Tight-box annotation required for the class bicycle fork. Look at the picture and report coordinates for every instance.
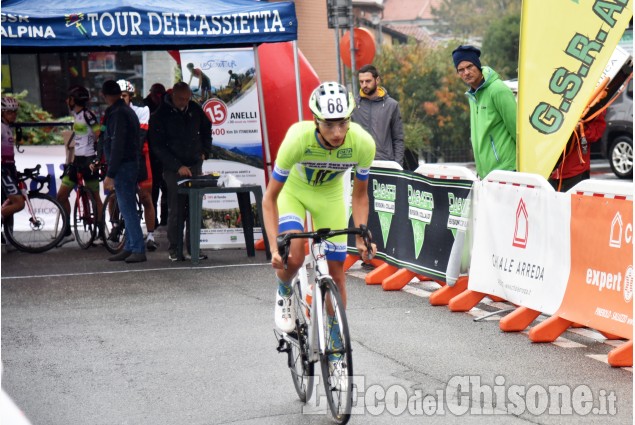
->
[19,184,40,228]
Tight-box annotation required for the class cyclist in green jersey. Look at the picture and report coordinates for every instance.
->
[263,82,377,371]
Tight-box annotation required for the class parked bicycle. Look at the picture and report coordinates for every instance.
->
[275,225,373,425]
[2,164,68,253]
[69,168,100,249]
[100,189,143,254]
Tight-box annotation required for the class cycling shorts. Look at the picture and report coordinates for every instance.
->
[1,164,19,196]
[61,155,99,192]
[277,177,348,262]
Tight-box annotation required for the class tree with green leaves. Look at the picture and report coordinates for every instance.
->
[432,0,521,40]
[481,12,521,80]
[372,42,472,163]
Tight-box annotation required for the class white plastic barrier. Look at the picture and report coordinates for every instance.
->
[468,171,571,315]
[568,179,633,199]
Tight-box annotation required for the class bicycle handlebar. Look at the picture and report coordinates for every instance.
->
[16,164,52,194]
[276,225,374,270]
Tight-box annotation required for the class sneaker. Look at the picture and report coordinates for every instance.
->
[146,239,158,251]
[57,233,75,247]
[125,252,147,263]
[168,250,180,262]
[328,357,348,391]
[275,291,296,333]
[185,252,208,261]
[109,250,132,261]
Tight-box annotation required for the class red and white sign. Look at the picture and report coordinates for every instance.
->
[203,98,228,126]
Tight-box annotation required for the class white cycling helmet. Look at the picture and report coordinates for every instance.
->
[309,82,355,120]
[1,97,19,111]
[116,79,135,94]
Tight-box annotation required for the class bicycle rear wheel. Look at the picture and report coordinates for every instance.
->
[288,276,314,402]
[3,193,68,253]
[319,278,353,424]
[101,191,126,254]
[73,187,97,249]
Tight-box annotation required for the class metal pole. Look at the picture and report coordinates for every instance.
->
[292,40,303,122]
[335,19,342,84]
[348,0,357,95]
[253,45,273,180]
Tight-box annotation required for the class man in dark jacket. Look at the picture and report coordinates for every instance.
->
[101,79,146,263]
[148,82,212,261]
[352,64,404,166]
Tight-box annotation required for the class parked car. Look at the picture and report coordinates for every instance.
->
[600,79,633,179]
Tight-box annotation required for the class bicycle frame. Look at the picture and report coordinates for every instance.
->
[305,240,334,364]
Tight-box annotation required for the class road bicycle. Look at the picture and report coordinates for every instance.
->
[70,168,99,249]
[100,189,143,254]
[275,225,373,425]
[2,165,68,253]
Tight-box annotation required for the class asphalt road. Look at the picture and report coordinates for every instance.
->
[1,219,632,425]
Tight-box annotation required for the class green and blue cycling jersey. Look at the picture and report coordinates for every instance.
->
[272,121,375,261]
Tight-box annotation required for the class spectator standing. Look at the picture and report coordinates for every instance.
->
[57,85,103,246]
[549,111,607,192]
[143,83,169,227]
[118,80,158,251]
[143,83,166,113]
[452,45,517,178]
[148,82,212,261]
[101,80,146,263]
[351,64,404,166]
[1,97,25,219]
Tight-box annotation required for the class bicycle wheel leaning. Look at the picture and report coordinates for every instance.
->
[73,186,97,249]
[319,277,354,425]
[288,274,315,403]
[3,193,68,253]
[101,191,126,254]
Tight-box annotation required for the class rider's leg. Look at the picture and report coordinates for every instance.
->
[1,194,25,219]
[276,234,305,294]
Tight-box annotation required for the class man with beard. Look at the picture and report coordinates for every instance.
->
[352,64,404,167]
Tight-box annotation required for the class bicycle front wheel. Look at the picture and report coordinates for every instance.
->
[288,277,314,402]
[4,193,68,253]
[319,278,353,424]
[73,187,97,249]
[101,191,126,254]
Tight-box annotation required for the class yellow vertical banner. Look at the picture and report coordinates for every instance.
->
[517,0,633,178]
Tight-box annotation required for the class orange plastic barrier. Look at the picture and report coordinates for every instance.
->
[529,194,632,367]
[382,269,429,291]
[499,306,541,332]
[365,262,398,285]
[429,276,469,306]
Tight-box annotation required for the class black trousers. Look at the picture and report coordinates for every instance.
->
[163,162,202,252]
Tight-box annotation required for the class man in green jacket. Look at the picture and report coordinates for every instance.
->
[452,45,517,178]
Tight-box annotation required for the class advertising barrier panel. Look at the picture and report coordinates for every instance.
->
[468,178,571,315]
[348,167,473,282]
[555,195,633,338]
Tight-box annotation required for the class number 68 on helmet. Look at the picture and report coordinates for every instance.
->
[309,82,355,120]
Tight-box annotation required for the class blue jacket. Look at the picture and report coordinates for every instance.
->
[103,99,141,179]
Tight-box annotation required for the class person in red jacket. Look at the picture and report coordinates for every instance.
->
[549,110,607,192]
